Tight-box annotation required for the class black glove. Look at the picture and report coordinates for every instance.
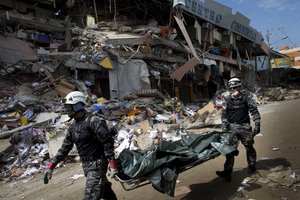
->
[253,122,261,135]
[44,162,56,184]
[44,169,53,184]
[221,123,228,132]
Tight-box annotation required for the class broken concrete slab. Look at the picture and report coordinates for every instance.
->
[64,59,100,70]
[100,31,144,46]
[0,35,37,64]
[0,112,60,139]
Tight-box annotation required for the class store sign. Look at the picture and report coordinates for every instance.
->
[231,21,257,41]
[271,57,292,68]
[173,0,263,44]
[173,0,223,24]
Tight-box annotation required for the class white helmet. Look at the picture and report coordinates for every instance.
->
[228,78,242,88]
[64,91,87,105]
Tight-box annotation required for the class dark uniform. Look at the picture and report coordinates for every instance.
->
[221,90,261,174]
[51,110,117,200]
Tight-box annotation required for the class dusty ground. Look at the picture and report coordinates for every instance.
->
[1,99,300,200]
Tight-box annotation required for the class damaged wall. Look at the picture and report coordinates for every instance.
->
[0,35,37,64]
[109,58,151,99]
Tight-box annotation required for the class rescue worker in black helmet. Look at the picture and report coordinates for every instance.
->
[44,91,118,200]
[216,78,261,181]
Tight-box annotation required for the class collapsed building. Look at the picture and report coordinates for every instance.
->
[0,0,271,103]
[1,0,300,193]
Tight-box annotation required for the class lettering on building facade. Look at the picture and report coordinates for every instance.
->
[185,0,223,23]
[173,0,263,44]
[231,21,257,41]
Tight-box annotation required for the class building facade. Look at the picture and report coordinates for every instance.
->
[279,47,300,69]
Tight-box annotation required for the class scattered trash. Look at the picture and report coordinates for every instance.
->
[258,177,270,184]
[267,166,300,187]
[273,147,280,151]
[69,174,84,180]
[235,186,247,198]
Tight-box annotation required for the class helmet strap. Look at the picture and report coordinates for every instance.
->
[73,110,85,120]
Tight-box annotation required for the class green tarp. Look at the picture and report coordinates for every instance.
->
[119,131,237,196]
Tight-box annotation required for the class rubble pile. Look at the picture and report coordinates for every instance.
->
[1,0,300,190]
[255,86,300,104]
[0,83,226,181]
[0,75,299,181]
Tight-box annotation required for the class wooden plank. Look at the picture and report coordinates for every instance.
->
[59,80,75,90]
[174,16,199,60]
[108,49,186,63]
[170,57,199,81]
[0,113,60,139]
[55,84,74,97]
[152,34,190,54]
[37,62,55,82]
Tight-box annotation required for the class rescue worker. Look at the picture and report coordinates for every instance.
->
[216,78,261,181]
[44,91,118,200]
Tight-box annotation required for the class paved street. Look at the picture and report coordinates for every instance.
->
[1,99,300,200]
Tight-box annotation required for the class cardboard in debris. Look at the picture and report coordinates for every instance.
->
[0,139,11,154]
[197,101,215,115]
[59,80,76,90]
[55,84,74,97]
[138,120,151,134]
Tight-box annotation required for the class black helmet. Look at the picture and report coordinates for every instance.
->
[228,78,242,88]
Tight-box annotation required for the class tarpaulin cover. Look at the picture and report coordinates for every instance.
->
[118,131,236,196]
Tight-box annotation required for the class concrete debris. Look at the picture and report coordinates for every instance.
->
[266,166,300,187]
[0,80,300,181]
[0,87,225,180]
[0,0,300,184]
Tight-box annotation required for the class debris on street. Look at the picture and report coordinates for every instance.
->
[1,0,300,199]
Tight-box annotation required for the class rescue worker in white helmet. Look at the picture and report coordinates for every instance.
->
[216,78,261,181]
[44,91,118,200]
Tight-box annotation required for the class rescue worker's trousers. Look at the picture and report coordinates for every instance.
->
[82,159,117,200]
[224,123,257,172]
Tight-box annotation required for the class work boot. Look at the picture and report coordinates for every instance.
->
[216,170,231,182]
[247,165,256,174]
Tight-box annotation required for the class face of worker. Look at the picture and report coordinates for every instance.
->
[64,103,85,118]
[64,104,75,118]
[229,86,241,98]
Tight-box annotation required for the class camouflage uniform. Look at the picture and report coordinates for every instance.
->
[221,90,261,172]
[51,110,117,200]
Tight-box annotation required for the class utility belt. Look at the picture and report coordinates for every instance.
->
[81,155,104,162]
[229,122,248,125]
[229,122,252,131]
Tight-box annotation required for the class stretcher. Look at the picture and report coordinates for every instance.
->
[114,151,221,191]
[113,130,237,196]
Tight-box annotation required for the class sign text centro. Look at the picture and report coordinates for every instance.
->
[185,0,223,23]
